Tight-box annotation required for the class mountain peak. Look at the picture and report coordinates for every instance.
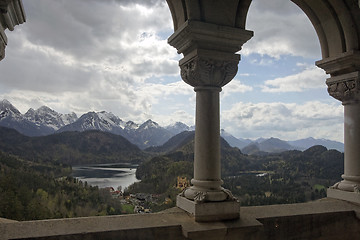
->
[166,122,190,135]
[140,119,159,129]
[125,121,139,130]
[0,99,21,117]
[1,99,12,105]
[37,105,55,113]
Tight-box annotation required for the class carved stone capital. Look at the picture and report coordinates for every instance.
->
[168,20,252,88]
[180,55,239,88]
[179,49,239,88]
[326,71,360,104]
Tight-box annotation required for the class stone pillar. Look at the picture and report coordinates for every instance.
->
[342,101,360,191]
[168,21,253,221]
[327,72,360,194]
[184,86,225,202]
[317,52,360,204]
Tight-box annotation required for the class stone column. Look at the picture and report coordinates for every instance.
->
[180,53,238,203]
[327,72,360,194]
[187,86,224,202]
[168,21,253,221]
[317,52,360,203]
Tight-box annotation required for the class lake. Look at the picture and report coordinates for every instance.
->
[72,163,139,189]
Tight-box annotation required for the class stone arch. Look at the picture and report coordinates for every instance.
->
[291,0,360,60]
[166,0,360,220]
[167,0,360,63]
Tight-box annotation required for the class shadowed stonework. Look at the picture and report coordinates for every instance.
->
[1,0,360,238]
[1,199,360,240]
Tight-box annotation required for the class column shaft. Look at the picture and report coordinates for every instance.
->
[340,103,360,191]
[183,86,228,202]
[194,87,221,181]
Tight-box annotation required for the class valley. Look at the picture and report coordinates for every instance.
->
[0,99,344,152]
[0,99,345,221]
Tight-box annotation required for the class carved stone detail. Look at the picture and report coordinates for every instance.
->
[326,72,360,103]
[193,191,207,203]
[222,188,238,201]
[180,56,238,88]
[330,182,340,189]
[327,79,359,102]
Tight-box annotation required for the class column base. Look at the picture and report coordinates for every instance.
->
[327,188,360,205]
[331,177,360,192]
[183,185,229,202]
[176,195,240,222]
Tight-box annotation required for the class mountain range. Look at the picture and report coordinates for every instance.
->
[0,99,190,149]
[0,99,344,152]
[220,129,344,153]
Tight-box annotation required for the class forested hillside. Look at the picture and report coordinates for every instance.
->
[129,134,344,207]
[0,126,148,165]
[0,128,344,220]
[0,151,124,220]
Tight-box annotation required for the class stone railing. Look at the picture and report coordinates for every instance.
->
[1,198,360,240]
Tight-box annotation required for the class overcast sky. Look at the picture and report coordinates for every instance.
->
[0,0,344,142]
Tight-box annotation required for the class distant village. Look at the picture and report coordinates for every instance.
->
[105,176,190,214]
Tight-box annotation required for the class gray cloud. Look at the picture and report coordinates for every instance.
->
[243,0,321,59]
[222,101,343,142]
[115,0,164,7]
[0,0,179,120]
[0,0,342,142]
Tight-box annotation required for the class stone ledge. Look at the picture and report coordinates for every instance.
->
[176,195,240,222]
[327,188,360,205]
[1,199,360,240]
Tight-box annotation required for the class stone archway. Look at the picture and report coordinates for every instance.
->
[291,0,360,201]
[0,0,26,61]
[165,0,360,221]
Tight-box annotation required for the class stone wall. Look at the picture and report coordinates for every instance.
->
[1,199,359,240]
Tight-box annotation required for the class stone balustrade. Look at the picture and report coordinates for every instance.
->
[1,199,360,240]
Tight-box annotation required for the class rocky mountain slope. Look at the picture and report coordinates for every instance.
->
[1,99,344,152]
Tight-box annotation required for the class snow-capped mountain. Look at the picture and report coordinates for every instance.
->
[124,119,173,149]
[24,106,78,131]
[57,111,124,135]
[166,122,193,135]
[124,121,139,131]
[0,99,49,136]
[62,112,78,126]
[0,99,22,119]
[58,114,173,149]
[98,111,125,128]
[0,99,345,151]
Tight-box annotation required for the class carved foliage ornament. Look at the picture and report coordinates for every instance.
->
[180,56,238,88]
[327,77,360,103]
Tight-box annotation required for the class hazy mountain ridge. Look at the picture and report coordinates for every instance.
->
[220,129,344,153]
[133,129,344,206]
[0,100,344,152]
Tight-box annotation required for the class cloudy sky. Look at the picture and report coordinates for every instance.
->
[0,0,344,142]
